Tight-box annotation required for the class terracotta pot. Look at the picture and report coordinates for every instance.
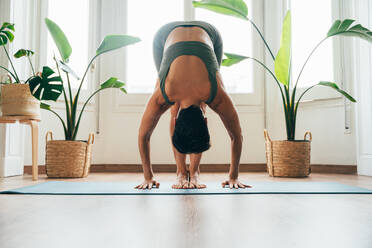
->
[264,129,312,178]
[45,131,94,178]
[0,84,40,117]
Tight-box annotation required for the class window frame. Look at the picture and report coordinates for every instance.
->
[289,0,347,102]
[115,0,265,109]
[36,0,101,105]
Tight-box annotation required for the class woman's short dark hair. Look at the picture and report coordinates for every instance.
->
[172,105,211,154]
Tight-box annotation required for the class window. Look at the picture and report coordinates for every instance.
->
[195,5,253,93]
[126,0,254,94]
[46,0,90,89]
[127,0,183,93]
[291,0,335,88]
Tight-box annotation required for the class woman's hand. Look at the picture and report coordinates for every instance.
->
[222,178,251,189]
[135,179,160,190]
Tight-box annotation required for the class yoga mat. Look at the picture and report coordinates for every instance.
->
[1,181,372,195]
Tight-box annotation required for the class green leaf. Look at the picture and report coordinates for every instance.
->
[0,22,15,46]
[40,102,51,110]
[57,60,80,80]
[45,18,72,62]
[327,19,372,43]
[222,52,249,66]
[318,81,356,102]
[2,30,14,42]
[14,49,34,58]
[96,35,140,56]
[1,22,15,31]
[274,10,291,86]
[28,66,63,101]
[100,77,126,90]
[192,0,248,20]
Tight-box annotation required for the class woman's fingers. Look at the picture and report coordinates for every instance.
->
[198,184,207,189]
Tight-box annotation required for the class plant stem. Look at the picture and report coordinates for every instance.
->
[27,56,35,76]
[247,18,275,61]
[3,46,20,83]
[72,87,103,140]
[245,56,286,101]
[65,72,73,113]
[0,65,17,81]
[294,37,328,88]
[44,107,68,138]
[70,55,97,136]
[54,58,72,140]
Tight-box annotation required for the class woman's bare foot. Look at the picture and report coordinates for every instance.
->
[188,173,206,189]
[172,172,189,189]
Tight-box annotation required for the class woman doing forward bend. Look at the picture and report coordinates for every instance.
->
[136,21,250,190]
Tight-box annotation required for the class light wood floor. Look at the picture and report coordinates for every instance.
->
[1,172,372,248]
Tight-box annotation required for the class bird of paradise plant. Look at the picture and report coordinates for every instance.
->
[30,18,140,140]
[193,0,372,140]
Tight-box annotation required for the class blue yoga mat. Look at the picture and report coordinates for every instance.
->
[1,181,372,195]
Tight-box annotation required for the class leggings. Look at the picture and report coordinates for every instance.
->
[153,21,223,105]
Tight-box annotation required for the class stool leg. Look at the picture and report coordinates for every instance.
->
[30,120,39,181]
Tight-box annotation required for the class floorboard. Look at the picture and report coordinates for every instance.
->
[1,172,372,248]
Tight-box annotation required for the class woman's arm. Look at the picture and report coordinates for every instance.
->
[136,88,170,189]
[209,84,251,189]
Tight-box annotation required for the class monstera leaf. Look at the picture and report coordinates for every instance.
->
[0,22,15,46]
[45,18,72,62]
[96,35,141,57]
[327,19,372,43]
[29,66,63,101]
[275,10,291,86]
[14,49,34,58]
[192,0,248,20]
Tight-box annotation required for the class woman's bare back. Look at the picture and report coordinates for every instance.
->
[162,27,218,108]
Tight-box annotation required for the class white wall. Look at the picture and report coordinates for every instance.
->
[21,0,361,166]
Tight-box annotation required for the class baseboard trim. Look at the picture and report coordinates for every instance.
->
[24,164,357,175]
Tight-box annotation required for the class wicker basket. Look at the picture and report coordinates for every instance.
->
[264,129,312,177]
[0,84,40,118]
[45,131,94,178]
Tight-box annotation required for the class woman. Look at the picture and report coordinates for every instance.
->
[136,21,250,190]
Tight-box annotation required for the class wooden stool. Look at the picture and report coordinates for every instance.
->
[0,116,40,181]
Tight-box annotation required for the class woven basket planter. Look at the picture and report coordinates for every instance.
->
[0,84,40,117]
[45,131,94,178]
[264,129,312,178]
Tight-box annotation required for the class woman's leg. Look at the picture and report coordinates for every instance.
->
[189,153,206,189]
[170,104,189,189]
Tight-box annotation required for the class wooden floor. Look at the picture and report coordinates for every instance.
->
[1,172,372,248]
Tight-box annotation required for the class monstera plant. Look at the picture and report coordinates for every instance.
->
[0,21,56,117]
[193,0,372,140]
[0,22,44,84]
[35,18,140,140]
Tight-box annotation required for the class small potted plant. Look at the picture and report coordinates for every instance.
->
[193,0,372,177]
[0,22,61,117]
[39,18,140,178]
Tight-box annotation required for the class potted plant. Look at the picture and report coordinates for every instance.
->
[39,18,140,178]
[0,22,61,117]
[193,0,372,177]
